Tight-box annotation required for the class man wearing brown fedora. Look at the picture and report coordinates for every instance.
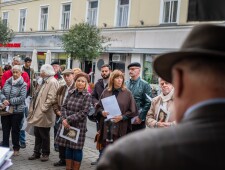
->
[96,24,225,170]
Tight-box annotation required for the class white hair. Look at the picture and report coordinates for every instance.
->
[13,55,21,62]
[40,64,55,76]
[12,65,22,72]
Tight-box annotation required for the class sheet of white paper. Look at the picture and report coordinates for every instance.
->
[101,95,122,119]
[5,106,9,112]
[145,93,152,101]
[0,159,13,170]
[0,147,10,168]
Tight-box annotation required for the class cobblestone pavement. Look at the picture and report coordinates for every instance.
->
[0,127,99,170]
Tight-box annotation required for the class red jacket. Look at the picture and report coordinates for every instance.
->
[1,70,30,90]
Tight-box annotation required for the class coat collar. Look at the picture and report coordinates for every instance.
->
[7,76,24,86]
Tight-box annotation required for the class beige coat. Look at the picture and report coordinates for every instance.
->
[146,94,175,128]
[27,76,59,127]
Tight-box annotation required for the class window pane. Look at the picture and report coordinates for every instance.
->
[91,1,98,8]
[120,0,129,5]
[171,1,178,22]
[64,4,70,11]
[163,1,170,23]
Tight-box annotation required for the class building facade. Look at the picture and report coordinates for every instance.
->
[0,0,222,84]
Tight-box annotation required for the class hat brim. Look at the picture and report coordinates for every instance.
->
[153,49,225,83]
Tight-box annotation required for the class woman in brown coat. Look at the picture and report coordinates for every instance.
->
[55,72,92,170]
[97,70,138,155]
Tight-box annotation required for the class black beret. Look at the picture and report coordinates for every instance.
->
[127,62,141,69]
[51,61,60,65]
[24,57,32,62]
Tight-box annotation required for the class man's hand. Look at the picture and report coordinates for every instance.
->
[56,111,61,116]
[111,115,123,123]
[134,117,142,124]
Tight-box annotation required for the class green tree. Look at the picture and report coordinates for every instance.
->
[0,19,14,45]
[61,22,110,69]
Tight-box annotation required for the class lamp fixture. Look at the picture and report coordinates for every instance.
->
[30,28,33,31]
[103,23,107,27]
[51,26,54,30]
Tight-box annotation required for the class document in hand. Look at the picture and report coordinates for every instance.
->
[101,95,122,119]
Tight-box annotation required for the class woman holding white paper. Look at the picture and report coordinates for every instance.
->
[96,70,138,154]
[55,72,92,170]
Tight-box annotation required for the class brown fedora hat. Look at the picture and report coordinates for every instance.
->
[153,24,225,83]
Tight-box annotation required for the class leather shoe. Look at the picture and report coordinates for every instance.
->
[53,160,66,166]
[28,153,40,160]
[40,155,49,162]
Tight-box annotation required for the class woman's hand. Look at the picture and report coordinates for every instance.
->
[62,119,70,129]
[102,111,109,117]
[111,115,123,123]
[3,100,10,106]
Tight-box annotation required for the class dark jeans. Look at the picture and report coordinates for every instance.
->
[34,126,51,156]
[65,148,83,162]
[132,121,146,132]
[1,113,23,151]
[59,145,66,162]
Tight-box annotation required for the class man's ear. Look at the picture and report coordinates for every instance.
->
[172,67,184,98]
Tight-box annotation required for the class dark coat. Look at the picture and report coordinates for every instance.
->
[96,103,225,170]
[97,88,138,143]
[92,78,107,105]
[126,77,151,121]
[55,89,92,150]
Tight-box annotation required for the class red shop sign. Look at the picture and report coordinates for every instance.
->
[0,43,21,48]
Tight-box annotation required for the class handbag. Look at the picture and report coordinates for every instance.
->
[0,104,12,116]
[88,104,97,122]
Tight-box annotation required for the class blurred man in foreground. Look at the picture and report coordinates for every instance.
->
[97,24,225,169]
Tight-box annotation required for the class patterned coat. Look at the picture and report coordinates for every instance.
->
[0,77,27,113]
[55,89,92,149]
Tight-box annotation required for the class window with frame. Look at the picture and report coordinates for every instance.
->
[87,0,98,26]
[162,0,178,23]
[117,0,129,27]
[40,7,48,31]
[2,12,9,26]
[61,4,71,30]
[19,9,26,32]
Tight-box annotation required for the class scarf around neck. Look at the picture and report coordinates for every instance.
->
[12,76,22,85]
[160,88,174,103]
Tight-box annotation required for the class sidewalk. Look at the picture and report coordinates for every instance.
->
[0,128,98,170]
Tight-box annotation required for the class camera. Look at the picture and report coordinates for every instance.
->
[104,118,114,143]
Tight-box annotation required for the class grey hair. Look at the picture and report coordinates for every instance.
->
[13,55,21,62]
[12,65,22,72]
[40,64,55,76]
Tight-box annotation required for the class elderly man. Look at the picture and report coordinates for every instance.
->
[146,78,175,128]
[52,69,75,167]
[96,24,225,169]
[126,62,151,131]
[27,64,59,162]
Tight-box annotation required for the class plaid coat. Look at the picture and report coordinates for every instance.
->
[55,89,92,149]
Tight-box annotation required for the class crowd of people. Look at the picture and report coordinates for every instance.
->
[9,25,225,169]
[0,53,177,170]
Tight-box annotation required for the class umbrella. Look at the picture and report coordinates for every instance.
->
[45,50,52,64]
[31,49,38,72]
